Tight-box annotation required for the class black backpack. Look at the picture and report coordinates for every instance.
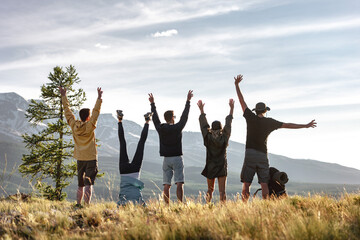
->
[254,167,288,198]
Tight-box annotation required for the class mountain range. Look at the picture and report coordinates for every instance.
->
[0,92,359,200]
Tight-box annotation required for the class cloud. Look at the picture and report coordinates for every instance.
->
[238,17,360,40]
[1,14,358,73]
[1,0,359,170]
[0,0,271,48]
[95,43,110,49]
[151,29,178,38]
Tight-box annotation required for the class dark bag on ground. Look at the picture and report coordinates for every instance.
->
[254,167,288,198]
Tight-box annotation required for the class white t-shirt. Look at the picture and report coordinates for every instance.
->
[121,172,140,180]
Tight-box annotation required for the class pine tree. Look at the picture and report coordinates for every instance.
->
[20,65,86,200]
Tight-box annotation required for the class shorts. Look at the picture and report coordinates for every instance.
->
[162,156,184,185]
[240,149,270,184]
[77,160,98,187]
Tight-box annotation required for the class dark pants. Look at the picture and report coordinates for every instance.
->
[77,160,98,187]
[118,122,149,174]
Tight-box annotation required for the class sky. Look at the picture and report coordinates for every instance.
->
[1,0,359,170]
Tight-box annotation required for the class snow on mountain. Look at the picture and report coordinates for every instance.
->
[95,114,153,156]
[0,92,44,141]
[1,92,360,184]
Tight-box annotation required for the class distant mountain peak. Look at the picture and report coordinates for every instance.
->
[0,92,28,104]
[1,92,359,184]
[0,92,23,98]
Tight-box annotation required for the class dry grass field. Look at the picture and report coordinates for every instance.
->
[0,193,359,239]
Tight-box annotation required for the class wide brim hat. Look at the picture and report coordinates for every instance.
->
[273,171,289,185]
[252,102,270,112]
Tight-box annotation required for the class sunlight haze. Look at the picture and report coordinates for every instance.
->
[1,0,359,169]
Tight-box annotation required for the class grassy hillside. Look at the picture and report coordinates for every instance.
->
[0,194,359,239]
[1,144,359,201]
[2,153,360,201]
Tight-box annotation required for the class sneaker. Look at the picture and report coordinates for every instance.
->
[116,110,124,120]
[144,112,153,121]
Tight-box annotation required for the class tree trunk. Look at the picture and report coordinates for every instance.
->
[55,97,64,200]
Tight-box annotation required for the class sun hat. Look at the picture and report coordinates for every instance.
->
[252,102,270,112]
[273,171,289,185]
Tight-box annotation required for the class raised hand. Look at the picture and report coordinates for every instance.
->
[234,74,243,85]
[97,87,103,99]
[148,93,154,103]
[187,90,193,101]
[229,98,235,115]
[229,98,234,109]
[59,86,67,96]
[306,120,317,128]
[197,100,205,113]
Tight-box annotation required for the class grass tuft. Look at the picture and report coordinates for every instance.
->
[0,193,359,239]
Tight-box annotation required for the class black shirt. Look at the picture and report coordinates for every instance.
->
[151,101,190,157]
[243,108,283,154]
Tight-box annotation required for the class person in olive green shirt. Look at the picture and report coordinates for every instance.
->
[59,86,103,205]
[197,99,234,203]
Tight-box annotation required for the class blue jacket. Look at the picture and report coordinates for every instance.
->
[117,176,145,206]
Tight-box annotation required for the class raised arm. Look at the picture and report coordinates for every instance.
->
[59,86,75,129]
[197,100,205,114]
[197,100,209,138]
[234,74,248,112]
[89,87,103,127]
[281,120,317,129]
[187,90,193,102]
[149,93,161,131]
[229,98,234,116]
[223,99,234,138]
[176,90,193,130]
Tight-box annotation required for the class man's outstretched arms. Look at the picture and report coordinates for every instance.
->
[177,90,193,130]
[148,93,161,130]
[234,74,247,112]
[59,86,67,97]
[89,87,103,127]
[59,86,75,128]
[187,90,194,102]
[281,120,317,129]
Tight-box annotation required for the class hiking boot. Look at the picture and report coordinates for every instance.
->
[144,112,153,121]
[116,110,124,120]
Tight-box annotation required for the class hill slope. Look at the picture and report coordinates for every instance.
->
[1,194,359,239]
[0,92,359,200]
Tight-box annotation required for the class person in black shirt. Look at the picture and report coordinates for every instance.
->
[148,90,193,204]
[234,74,317,202]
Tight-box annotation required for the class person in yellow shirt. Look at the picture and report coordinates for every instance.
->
[59,86,103,206]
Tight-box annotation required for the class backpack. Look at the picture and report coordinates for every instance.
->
[254,167,288,198]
